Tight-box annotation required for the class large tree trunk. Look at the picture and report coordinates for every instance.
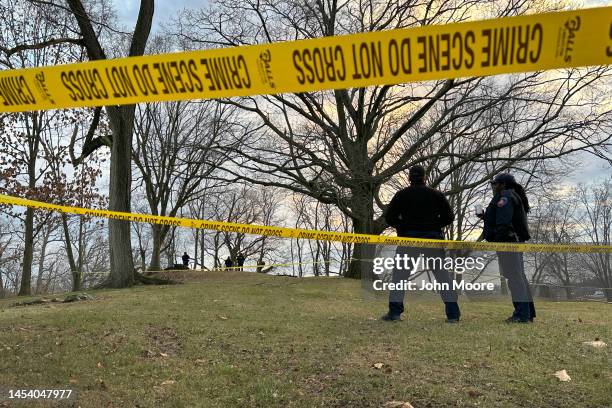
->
[149,224,162,271]
[345,189,377,279]
[66,0,153,288]
[108,106,136,287]
[18,207,34,296]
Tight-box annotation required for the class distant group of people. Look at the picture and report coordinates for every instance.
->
[224,253,245,271]
[179,252,250,272]
[382,165,535,324]
[178,252,268,273]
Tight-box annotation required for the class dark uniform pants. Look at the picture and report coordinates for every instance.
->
[388,230,460,320]
[497,251,536,320]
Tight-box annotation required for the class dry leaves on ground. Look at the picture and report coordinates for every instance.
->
[384,401,414,408]
[554,369,571,382]
[582,340,607,349]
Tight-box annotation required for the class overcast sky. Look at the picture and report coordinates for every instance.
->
[113,0,611,184]
[116,0,610,25]
[116,0,205,31]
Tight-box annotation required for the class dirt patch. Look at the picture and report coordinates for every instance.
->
[142,325,182,358]
[10,293,97,307]
[147,270,204,283]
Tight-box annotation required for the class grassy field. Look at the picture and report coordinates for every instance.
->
[0,270,610,407]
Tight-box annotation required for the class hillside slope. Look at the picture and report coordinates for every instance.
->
[0,271,610,407]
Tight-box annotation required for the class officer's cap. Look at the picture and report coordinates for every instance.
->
[491,173,516,185]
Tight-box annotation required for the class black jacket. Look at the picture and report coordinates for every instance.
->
[385,183,454,236]
[483,189,530,242]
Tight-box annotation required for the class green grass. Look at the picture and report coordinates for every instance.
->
[0,271,610,407]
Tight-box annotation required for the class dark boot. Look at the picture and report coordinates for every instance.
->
[389,301,404,317]
[528,302,536,321]
[509,302,531,322]
[445,302,460,321]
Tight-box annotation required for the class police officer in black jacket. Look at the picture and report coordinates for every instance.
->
[382,165,460,322]
[480,173,535,323]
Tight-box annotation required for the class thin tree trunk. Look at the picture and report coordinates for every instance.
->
[297,239,304,278]
[19,207,34,296]
[140,248,146,271]
[194,229,199,268]
[34,228,51,294]
[166,228,176,267]
[290,239,296,277]
[77,217,85,280]
[61,214,81,291]
[0,271,4,298]
[201,233,206,269]
[323,241,331,277]
[563,256,573,300]
[19,112,39,296]
[313,242,321,277]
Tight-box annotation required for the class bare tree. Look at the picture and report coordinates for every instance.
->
[0,0,87,294]
[62,0,154,287]
[0,221,20,297]
[131,198,152,271]
[578,179,612,301]
[290,194,350,276]
[200,184,285,270]
[173,0,611,278]
[0,218,22,296]
[132,100,231,270]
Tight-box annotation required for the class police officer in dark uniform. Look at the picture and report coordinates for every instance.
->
[381,165,461,323]
[480,173,535,323]
[236,253,246,271]
[224,256,233,270]
[182,252,190,268]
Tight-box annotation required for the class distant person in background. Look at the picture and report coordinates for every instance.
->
[237,253,245,271]
[182,252,190,268]
[224,256,233,271]
[382,164,460,323]
[479,173,535,323]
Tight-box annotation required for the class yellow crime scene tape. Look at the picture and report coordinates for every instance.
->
[0,194,610,254]
[0,7,610,112]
